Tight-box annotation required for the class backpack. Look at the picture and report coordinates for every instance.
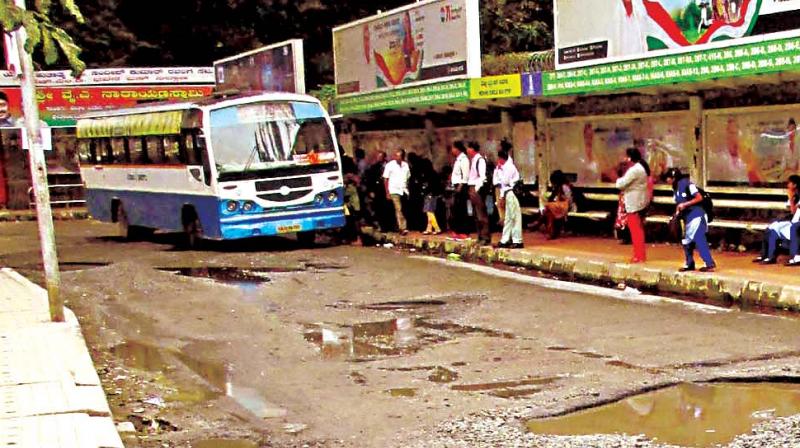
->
[684,184,714,223]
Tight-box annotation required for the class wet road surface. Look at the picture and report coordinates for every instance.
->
[3,221,800,447]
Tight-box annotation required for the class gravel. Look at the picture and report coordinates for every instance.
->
[403,410,800,448]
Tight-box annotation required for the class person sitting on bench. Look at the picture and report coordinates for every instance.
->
[754,174,800,265]
[530,170,576,240]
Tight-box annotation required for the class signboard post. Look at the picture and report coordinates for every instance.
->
[333,0,481,98]
[213,39,305,94]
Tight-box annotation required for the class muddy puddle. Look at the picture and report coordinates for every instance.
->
[157,267,277,285]
[452,376,559,399]
[112,341,286,420]
[527,382,800,447]
[303,318,513,361]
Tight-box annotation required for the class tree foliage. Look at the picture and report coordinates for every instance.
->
[60,0,553,87]
[0,0,85,74]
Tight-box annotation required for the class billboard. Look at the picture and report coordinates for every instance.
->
[213,39,305,94]
[555,0,800,69]
[333,0,481,96]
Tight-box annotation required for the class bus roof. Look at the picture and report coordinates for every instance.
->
[78,91,323,120]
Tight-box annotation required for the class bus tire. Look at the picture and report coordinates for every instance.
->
[296,230,316,247]
[115,203,131,240]
[181,206,201,249]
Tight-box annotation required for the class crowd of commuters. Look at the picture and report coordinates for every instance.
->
[340,141,800,273]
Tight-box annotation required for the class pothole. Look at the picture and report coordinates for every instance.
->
[526,382,800,447]
[111,341,285,420]
[302,318,513,361]
[158,267,277,285]
[451,376,559,399]
[428,366,459,383]
[387,388,417,397]
[361,293,488,311]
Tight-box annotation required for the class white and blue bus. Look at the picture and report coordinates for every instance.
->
[76,92,345,246]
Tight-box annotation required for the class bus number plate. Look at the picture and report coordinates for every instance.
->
[277,223,302,234]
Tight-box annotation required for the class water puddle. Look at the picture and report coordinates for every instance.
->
[388,388,417,397]
[112,341,285,420]
[606,359,664,375]
[361,293,487,311]
[303,318,513,361]
[193,440,258,448]
[451,376,558,400]
[526,382,800,447]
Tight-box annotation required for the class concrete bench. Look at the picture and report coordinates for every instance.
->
[646,214,769,231]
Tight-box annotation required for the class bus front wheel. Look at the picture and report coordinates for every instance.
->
[181,207,202,249]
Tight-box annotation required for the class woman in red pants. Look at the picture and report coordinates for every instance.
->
[615,148,651,263]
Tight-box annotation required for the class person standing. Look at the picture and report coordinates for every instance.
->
[615,148,650,263]
[663,168,716,272]
[383,149,411,235]
[467,141,491,245]
[495,148,523,249]
[449,141,470,239]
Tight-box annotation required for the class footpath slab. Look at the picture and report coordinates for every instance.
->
[363,228,800,312]
[0,268,123,448]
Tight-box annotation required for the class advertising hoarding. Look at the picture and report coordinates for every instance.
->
[0,67,214,87]
[555,0,800,69]
[214,39,305,94]
[333,0,480,96]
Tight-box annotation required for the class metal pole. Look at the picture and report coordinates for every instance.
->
[13,26,63,322]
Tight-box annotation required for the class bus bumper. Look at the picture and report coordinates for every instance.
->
[219,209,346,240]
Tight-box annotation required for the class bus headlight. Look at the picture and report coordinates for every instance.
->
[242,201,255,212]
[327,191,339,203]
[226,200,239,212]
[315,194,324,205]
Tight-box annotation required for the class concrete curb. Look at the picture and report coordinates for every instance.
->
[363,228,800,313]
[0,209,89,222]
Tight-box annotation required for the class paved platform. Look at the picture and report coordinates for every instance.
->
[363,228,800,312]
[0,268,123,448]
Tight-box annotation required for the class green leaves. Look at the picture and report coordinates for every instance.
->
[0,0,86,75]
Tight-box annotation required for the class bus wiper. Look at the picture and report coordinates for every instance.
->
[241,141,260,175]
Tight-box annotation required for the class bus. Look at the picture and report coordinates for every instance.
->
[76,92,345,246]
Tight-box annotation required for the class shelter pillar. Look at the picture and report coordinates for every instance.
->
[690,96,705,187]
[535,105,550,205]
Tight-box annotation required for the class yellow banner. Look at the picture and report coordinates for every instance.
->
[77,110,184,138]
[469,74,522,100]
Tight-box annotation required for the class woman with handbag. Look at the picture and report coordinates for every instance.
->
[615,148,650,263]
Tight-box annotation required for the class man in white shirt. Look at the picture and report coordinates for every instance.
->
[495,148,523,249]
[383,149,411,235]
[467,141,491,245]
[449,141,470,237]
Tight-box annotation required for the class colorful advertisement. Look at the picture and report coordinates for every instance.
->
[333,0,480,96]
[214,40,305,94]
[706,109,800,187]
[548,114,693,185]
[0,85,214,127]
[555,0,800,69]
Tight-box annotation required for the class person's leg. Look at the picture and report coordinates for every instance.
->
[627,212,646,262]
[507,192,523,244]
[694,220,716,268]
[681,242,696,269]
[495,187,506,223]
[391,194,406,232]
[500,195,513,245]
[766,229,779,260]
[428,212,441,233]
[469,187,490,243]
[790,222,800,259]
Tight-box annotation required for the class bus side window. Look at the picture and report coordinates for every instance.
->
[190,131,203,166]
[101,138,114,164]
[177,132,190,164]
[146,136,164,164]
[111,138,128,163]
[78,140,96,164]
[163,136,180,165]
[130,137,148,164]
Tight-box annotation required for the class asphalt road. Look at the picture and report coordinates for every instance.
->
[2,221,800,447]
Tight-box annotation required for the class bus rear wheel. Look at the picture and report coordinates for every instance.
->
[115,203,152,241]
[181,207,202,249]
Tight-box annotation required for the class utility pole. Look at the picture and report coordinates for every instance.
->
[12,12,63,322]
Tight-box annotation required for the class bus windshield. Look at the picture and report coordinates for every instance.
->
[210,101,336,180]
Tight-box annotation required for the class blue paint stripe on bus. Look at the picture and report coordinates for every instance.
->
[86,188,346,241]
[86,189,222,238]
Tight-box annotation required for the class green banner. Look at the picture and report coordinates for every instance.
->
[336,80,470,114]
[543,36,800,96]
